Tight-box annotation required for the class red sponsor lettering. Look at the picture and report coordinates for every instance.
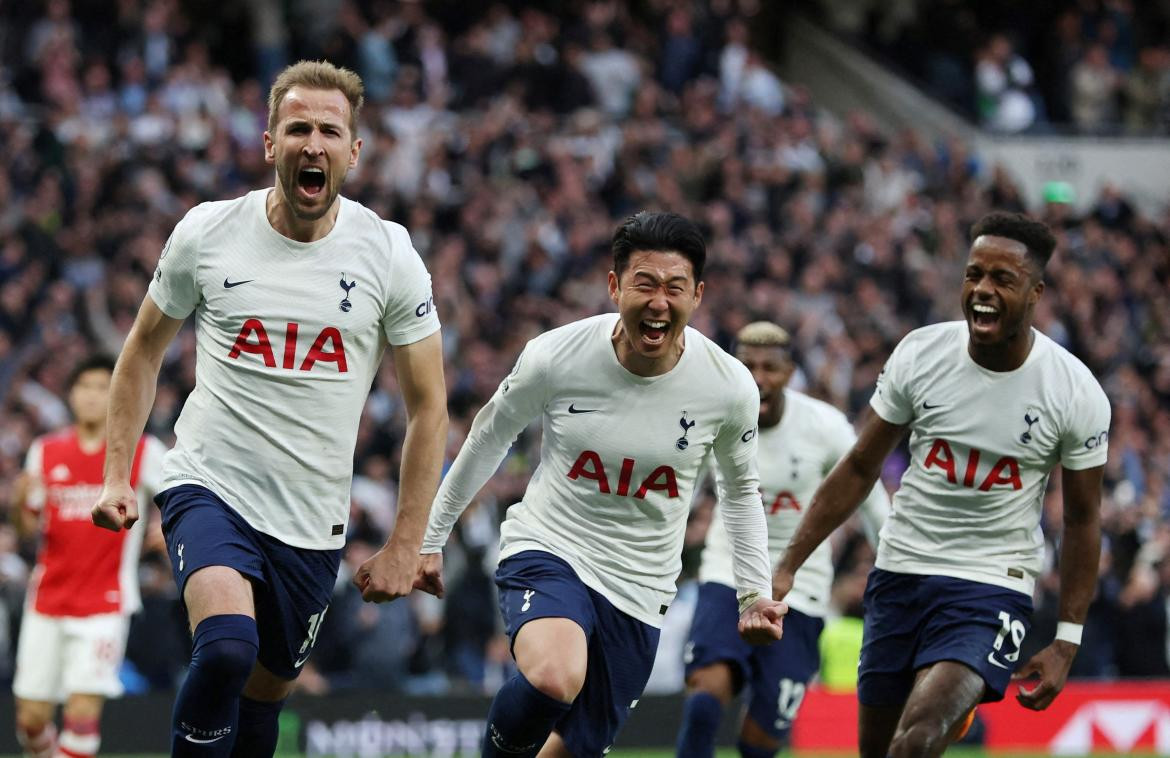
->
[227,320,348,373]
[767,490,802,513]
[924,439,1022,491]
[567,451,680,500]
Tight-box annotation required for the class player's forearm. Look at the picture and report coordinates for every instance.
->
[722,492,774,603]
[779,452,880,575]
[421,401,527,552]
[387,401,448,553]
[103,346,164,483]
[1056,515,1101,625]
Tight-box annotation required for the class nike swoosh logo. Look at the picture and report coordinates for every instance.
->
[568,404,600,414]
[986,652,1010,670]
[184,733,228,744]
[294,655,311,668]
[223,278,254,288]
[923,402,942,409]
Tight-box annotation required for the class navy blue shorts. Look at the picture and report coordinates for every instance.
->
[858,568,1033,707]
[156,484,342,680]
[496,551,660,757]
[685,582,824,741]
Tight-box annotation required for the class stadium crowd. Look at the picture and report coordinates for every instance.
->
[0,0,1167,698]
[828,0,1170,134]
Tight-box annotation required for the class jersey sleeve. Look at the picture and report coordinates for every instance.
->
[136,435,169,497]
[381,225,441,346]
[1059,379,1111,470]
[711,375,772,607]
[147,213,201,319]
[22,438,45,511]
[869,333,916,425]
[421,342,550,552]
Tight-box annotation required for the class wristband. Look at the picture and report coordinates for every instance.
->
[1055,621,1083,645]
[737,591,761,614]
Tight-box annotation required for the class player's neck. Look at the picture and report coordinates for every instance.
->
[968,328,1034,372]
[761,393,785,429]
[266,188,339,243]
[75,422,105,452]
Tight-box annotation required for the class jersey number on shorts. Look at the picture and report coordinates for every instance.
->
[990,610,1026,665]
[775,677,807,729]
[295,608,328,666]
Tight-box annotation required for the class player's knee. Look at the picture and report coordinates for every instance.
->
[191,614,259,689]
[889,720,948,758]
[522,657,585,703]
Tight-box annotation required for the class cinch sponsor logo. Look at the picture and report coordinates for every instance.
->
[566,451,680,499]
[228,319,348,373]
[415,296,435,318]
[304,715,484,757]
[922,439,1022,491]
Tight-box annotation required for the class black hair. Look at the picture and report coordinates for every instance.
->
[67,353,117,390]
[611,211,706,283]
[970,211,1057,274]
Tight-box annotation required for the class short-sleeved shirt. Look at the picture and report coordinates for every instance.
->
[148,189,440,549]
[424,314,772,626]
[869,321,1111,595]
[24,430,166,616]
[700,389,889,618]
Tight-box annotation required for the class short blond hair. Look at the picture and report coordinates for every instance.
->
[267,60,364,136]
[736,321,791,349]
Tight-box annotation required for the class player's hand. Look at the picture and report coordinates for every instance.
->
[738,598,787,645]
[354,543,418,603]
[1012,640,1078,710]
[772,569,794,602]
[91,480,140,532]
[414,552,445,598]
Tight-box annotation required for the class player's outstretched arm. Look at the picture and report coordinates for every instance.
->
[356,332,448,603]
[1013,464,1104,710]
[93,295,184,532]
[774,412,905,598]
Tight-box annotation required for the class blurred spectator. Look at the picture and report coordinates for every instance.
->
[975,33,1038,133]
[1071,43,1122,132]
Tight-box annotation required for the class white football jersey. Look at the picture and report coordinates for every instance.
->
[423,314,773,627]
[148,189,440,549]
[700,389,889,618]
[870,321,1111,595]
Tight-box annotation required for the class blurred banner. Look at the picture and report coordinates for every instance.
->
[2,682,1167,754]
[792,681,1170,754]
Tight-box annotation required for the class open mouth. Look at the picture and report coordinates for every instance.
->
[639,318,670,346]
[970,302,1001,331]
[297,166,326,197]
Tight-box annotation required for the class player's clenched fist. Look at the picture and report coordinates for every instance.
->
[414,552,445,598]
[738,598,787,645]
[354,543,419,603]
[91,480,140,531]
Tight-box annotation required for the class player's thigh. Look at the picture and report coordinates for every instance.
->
[14,697,55,731]
[242,659,297,702]
[183,565,256,630]
[860,703,905,758]
[684,661,736,704]
[12,609,65,704]
[513,616,589,702]
[893,661,984,748]
[61,613,130,700]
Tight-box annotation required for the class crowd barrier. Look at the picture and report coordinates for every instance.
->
[1,681,1166,754]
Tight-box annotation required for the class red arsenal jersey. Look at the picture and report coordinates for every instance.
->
[24,429,166,616]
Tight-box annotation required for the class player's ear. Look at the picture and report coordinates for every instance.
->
[349,136,362,168]
[1029,277,1045,305]
[263,131,276,164]
[693,280,704,306]
[608,270,620,304]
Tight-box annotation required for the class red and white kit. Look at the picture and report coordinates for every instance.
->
[13,429,165,701]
